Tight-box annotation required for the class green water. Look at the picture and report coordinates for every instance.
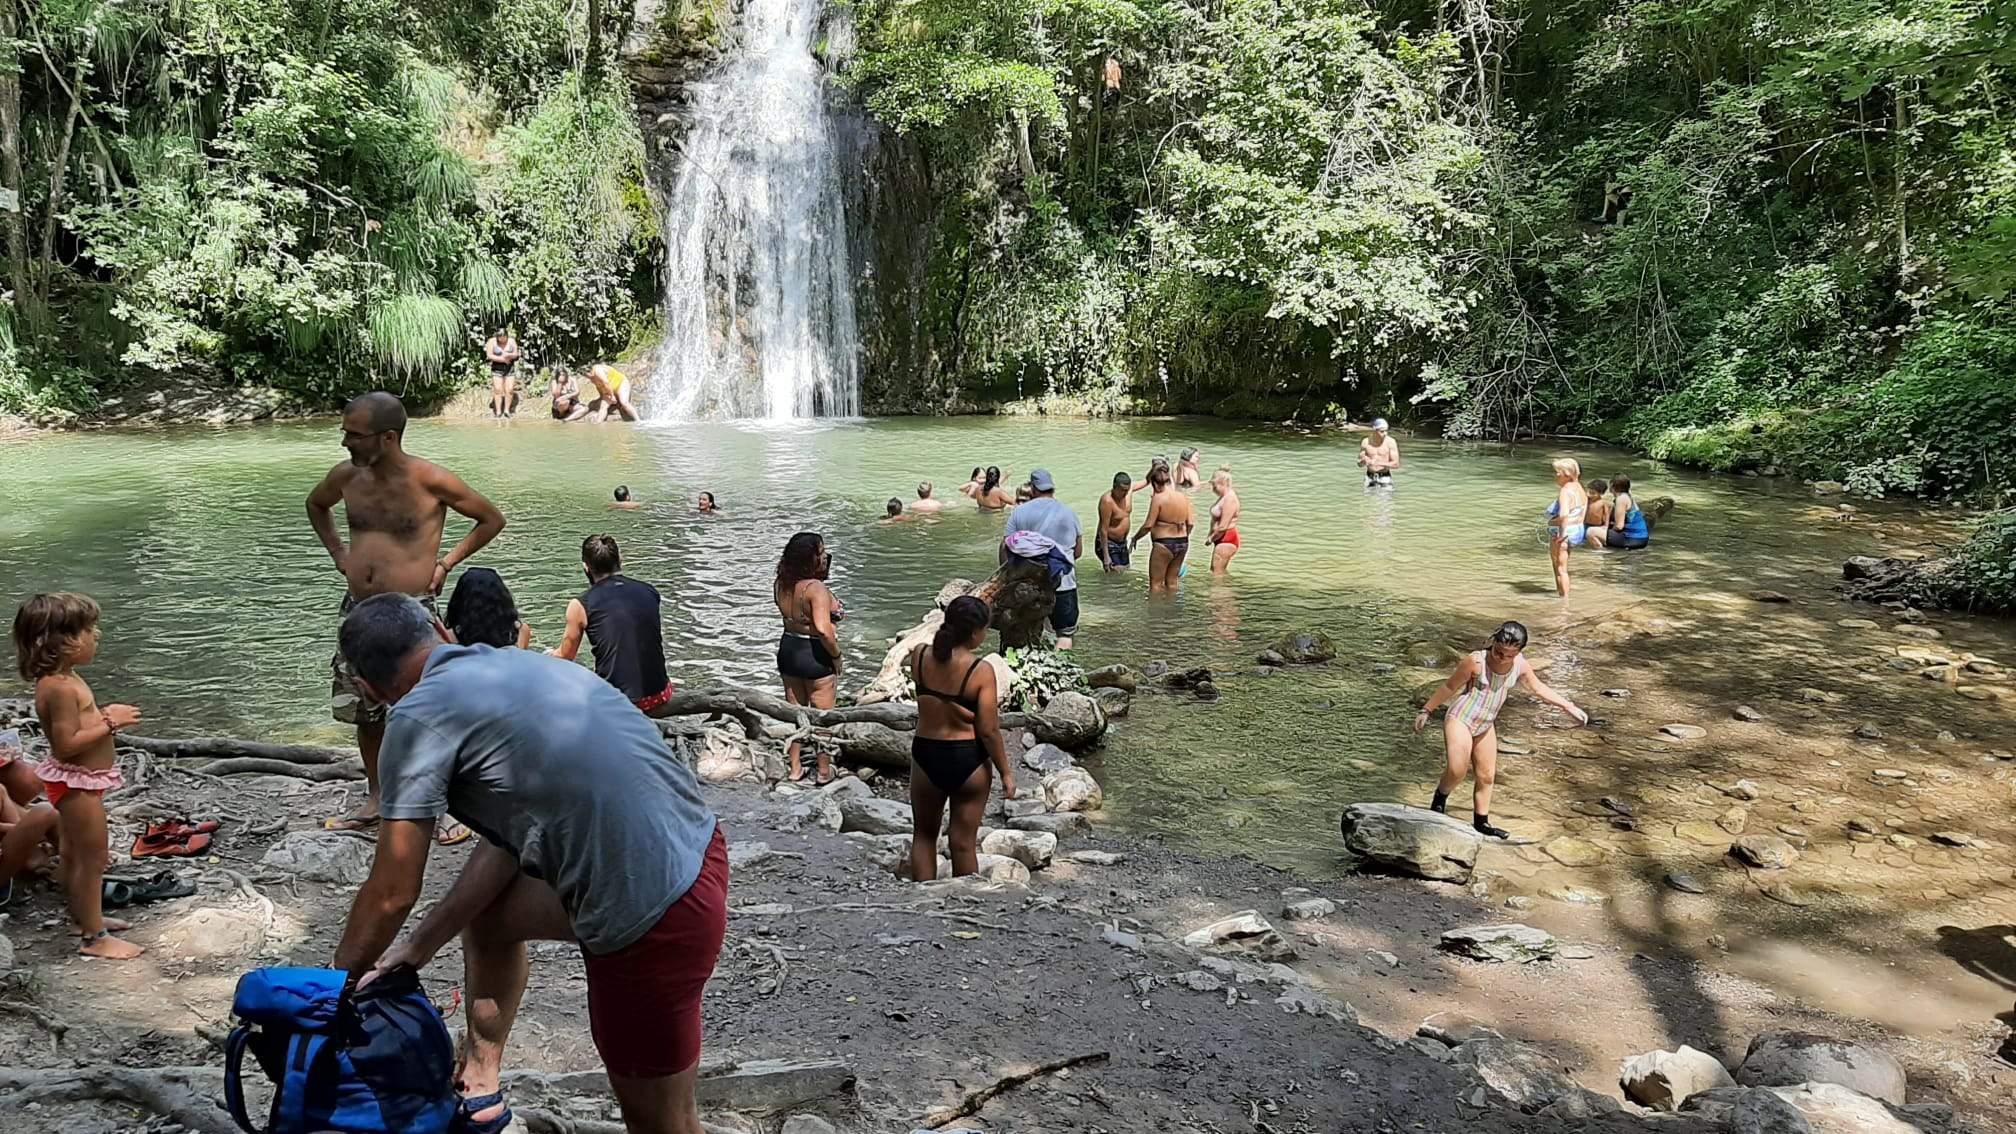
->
[0,416,1948,867]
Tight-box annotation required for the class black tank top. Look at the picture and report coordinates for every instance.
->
[578,575,669,701]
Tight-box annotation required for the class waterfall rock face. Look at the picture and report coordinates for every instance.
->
[650,0,862,420]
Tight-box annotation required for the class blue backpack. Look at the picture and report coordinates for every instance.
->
[224,966,459,1134]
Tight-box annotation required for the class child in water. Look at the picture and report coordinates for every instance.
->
[13,593,146,958]
[1413,620,1587,839]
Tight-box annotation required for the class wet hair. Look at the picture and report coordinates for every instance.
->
[699,491,716,508]
[582,533,622,577]
[1553,457,1581,480]
[345,391,407,436]
[776,531,827,596]
[1611,473,1633,494]
[917,481,933,498]
[1148,462,1172,490]
[1180,447,1200,464]
[445,567,521,648]
[1589,479,1609,496]
[932,596,992,662]
[339,594,439,689]
[887,497,904,516]
[982,466,1002,495]
[1490,621,1530,650]
[614,485,631,502]
[970,467,983,481]
[1112,470,1132,491]
[13,592,101,680]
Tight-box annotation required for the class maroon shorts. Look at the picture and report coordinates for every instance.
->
[583,825,729,1079]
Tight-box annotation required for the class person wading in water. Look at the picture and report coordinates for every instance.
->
[307,392,505,841]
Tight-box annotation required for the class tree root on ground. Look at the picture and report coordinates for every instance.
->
[0,1065,234,1134]
[918,1051,1111,1128]
[190,756,365,780]
[120,734,357,764]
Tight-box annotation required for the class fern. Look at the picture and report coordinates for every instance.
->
[368,293,464,377]
[457,255,511,319]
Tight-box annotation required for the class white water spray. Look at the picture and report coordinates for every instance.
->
[650,0,861,420]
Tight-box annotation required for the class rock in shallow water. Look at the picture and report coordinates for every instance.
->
[1042,766,1104,812]
[1268,630,1337,664]
[1340,803,1484,883]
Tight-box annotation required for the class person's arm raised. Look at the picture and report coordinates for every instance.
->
[307,466,351,578]
[426,466,506,593]
[547,599,588,661]
[333,817,434,974]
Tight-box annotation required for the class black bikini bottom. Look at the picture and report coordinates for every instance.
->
[912,735,989,795]
[777,633,835,680]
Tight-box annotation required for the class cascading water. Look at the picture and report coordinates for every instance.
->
[649,0,861,420]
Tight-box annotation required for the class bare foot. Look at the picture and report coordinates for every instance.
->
[79,932,145,959]
[71,916,132,935]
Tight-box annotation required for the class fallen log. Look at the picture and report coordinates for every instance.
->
[121,734,357,765]
[860,561,1058,704]
[191,756,366,780]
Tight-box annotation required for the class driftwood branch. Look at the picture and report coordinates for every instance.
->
[0,1066,234,1134]
[120,734,356,765]
[919,1051,1111,1128]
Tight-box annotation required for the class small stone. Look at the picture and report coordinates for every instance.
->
[1281,897,1337,921]
[1067,849,1123,866]
[1664,870,1708,894]
[1558,945,1596,960]
[1722,779,1762,800]
[1853,723,1885,740]
[979,828,1057,870]
[1660,723,1708,740]
[1418,1011,1504,1047]
[1796,687,1843,704]
[1894,624,1942,639]
[1602,688,1631,698]
[1365,950,1399,968]
[1930,831,1974,847]
[1717,806,1750,834]
[1598,796,1635,816]
[1544,886,1608,905]
[1503,895,1535,911]
[1181,911,1297,961]
[1750,591,1792,603]
[1730,835,1798,869]
[1846,817,1879,834]
[1020,743,1075,775]
[1837,618,1879,630]
[1733,705,1765,722]
[1100,926,1142,951]
[1871,768,1908,779]
[1758,882,1809,907]
[781,1117,838,1134]
[1172,970,1225,993]
[1439,923,1558,963]
[1141,660,1169,677]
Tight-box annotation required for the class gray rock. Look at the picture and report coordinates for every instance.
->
[817,776,874,803]
[847,832,913,873]
[838,795,914,836]
[974,853,1032,883]
[780,1117,837,1134]
[1730,835,1800,870]
[1440,923,1558,963]
[1456,1038,1615,1115]
[1090,686,1132,718]
[1728,1089,1814,1134]
[1100,926,1142,951]
[0,932,11,974]
[1180,910,1298,960]
[1281,897,1336,920]
[1020,743,1075,775]
[1002,797,1047,818]
[1009,812,1092,836]
[785,793,844,834]
[1042,766,1104,812]
[1736,1032,1907,1105]
[1255,649,1287,667]
[1665,870,1709,894]
[1504,895,1536,911]
[727,841,782,869]
[1084,664,1137,691]
[1269,630,1337,664]
[1724,778,1763,800]
[1274,984,1355,1021]
[693,1058,856,1115]
[1854,723,1885,740]
[979,828,1057,869]
[1142,660,1169,677]
[1661,723,1709,740]
[1619,1045,1736,1111]
[1340,802,1484,883]
[1067,849,1123,865]
[1419,1011,1503,1047]
[1172,969,1224,993]
[1366,950,1399,968]
[260,831,375,884]
[1027,690,1105,749]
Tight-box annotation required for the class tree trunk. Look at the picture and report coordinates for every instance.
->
[38,65,85,306]
[0,0,32,317]
[586,0,605,86]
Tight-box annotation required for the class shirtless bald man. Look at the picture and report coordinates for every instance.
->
[308,392,505,837]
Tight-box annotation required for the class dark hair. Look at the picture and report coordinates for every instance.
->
[551,394,577,418]
[1589,479,1609,496]
[1490,620,1530,649]
[614,485,631,502]
[339,594,439,688]
[776,532,827,596]
[698,491,716,508]
[582,534,621,576]
[1148,462,1172,490]
[982,466,1002,494]
[1112,470,1132,491]
[970,467,983,481]
[918,481,933,498]
[13,592,100,680]
[345,391,407,436]
[1611,473,1633,494]
[887,497,904,516]
[932,596,992,662]
[445,567,520,648]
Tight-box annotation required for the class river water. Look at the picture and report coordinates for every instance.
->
[0,416,1974,869]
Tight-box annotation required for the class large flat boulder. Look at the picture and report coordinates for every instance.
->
[838,795,914,836]
[1620,1045,1736,1111]
[1340,803,1483,882]
[1439,923,1558,963]
[1454,1038,1619,1116]
[260,831,374,884]
[1736,1032,1906,1105]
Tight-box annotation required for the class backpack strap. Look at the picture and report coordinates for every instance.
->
[224,1025,264,1134]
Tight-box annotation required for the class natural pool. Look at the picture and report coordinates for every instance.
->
[0,414,1975,869]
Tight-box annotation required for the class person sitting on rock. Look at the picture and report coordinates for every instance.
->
[1412,620,1587,839]
[904,596,1014,880]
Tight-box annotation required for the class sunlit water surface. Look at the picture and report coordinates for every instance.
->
[0,416,1962,870]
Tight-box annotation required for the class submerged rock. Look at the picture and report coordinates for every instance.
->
[1268,630,1337,664]
[1084,664,1136,691]
[1340,803,1484,883]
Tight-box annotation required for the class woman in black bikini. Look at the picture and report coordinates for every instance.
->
[1129,461,1193,593]
[774,532,842,784]
[904,596,1013,880]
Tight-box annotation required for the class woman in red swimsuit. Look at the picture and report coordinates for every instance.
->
[1208,465,1242,575]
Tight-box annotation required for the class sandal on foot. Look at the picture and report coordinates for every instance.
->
[323,814,380,833]
[435,818,472,847]
[456,1091,513,1134]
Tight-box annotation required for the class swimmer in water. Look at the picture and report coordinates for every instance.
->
[1175,447,1203,490]
[910,482,945,514]
[697,491,719,513]
[974,466,1014,510]
[610,485,641,510]
[881,497,911,523]
[1129,461,1193,593]
[1096,471,1134,571]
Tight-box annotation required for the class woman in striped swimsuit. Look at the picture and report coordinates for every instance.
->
[1413,621,1588,838]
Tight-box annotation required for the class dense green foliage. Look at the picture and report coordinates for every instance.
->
[840,0,2016,502]
[1910,509,2016,614]
[0,0,653,416]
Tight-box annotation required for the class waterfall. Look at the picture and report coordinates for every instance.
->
[649,0,862,421]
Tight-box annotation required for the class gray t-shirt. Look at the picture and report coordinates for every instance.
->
[1008,495,1083,591]
[379,644,718,954]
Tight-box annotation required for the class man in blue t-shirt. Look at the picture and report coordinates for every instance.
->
[331,595,726,1134]
[1006,468,1084,648]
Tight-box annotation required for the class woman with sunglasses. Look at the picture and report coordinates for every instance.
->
[1413,621,1587,838]
[774,532,842,783]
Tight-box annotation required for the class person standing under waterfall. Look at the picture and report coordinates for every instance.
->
[483,330,522,419]
[307,391,505,840]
